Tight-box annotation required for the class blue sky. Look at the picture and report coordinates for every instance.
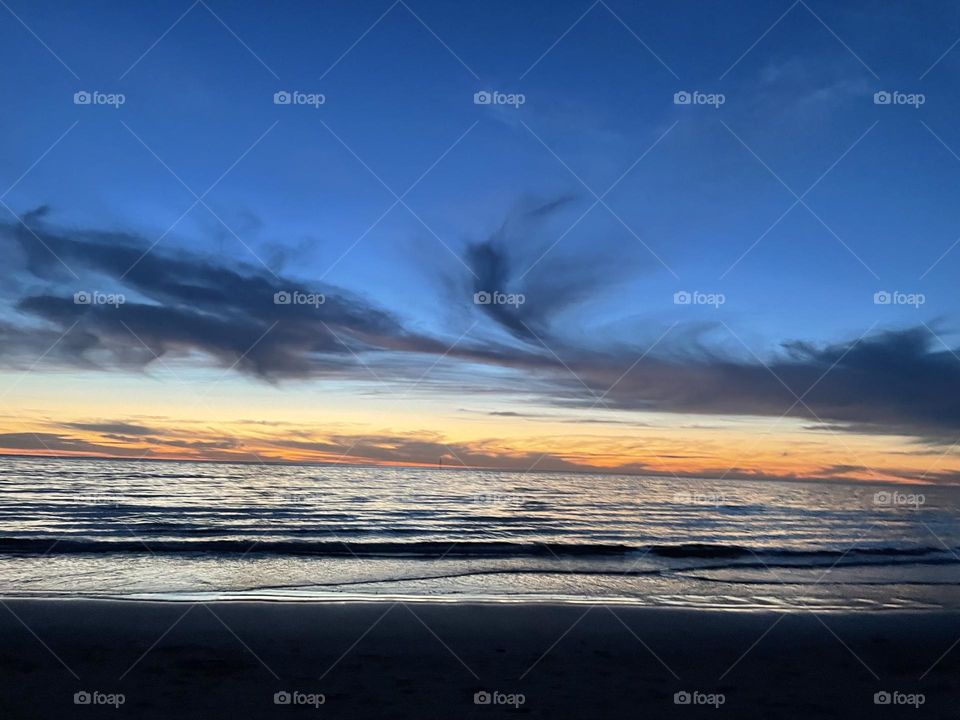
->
[3,0,959,346]
[1,0,960,479]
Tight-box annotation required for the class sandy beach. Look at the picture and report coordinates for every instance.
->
[0,600,956,718]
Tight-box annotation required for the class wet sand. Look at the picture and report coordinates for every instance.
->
[0,599,957,718]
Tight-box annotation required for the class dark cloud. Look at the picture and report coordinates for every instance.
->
[0,431,259,463]
[2,209,472,379]
[0,432,146,456]
[463,195,641,341]
[266,433,594,473]
[459,408,651,426]
[555,326,960,440]
[61,421,157,436]
[148,437,242,451]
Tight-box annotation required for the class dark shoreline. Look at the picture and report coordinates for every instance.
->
[0,599,957,718]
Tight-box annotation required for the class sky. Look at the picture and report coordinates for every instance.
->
[1,0,959,484]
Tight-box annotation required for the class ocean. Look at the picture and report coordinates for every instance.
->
[1,456,957,610]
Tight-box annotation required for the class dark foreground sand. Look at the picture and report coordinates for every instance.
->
[0,600,957,719]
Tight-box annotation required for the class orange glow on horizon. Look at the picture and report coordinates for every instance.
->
[2,408,955,485]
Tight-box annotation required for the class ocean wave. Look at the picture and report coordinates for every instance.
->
[0,537,957,563]
[0,538,634,557]
[647,543,951,559]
